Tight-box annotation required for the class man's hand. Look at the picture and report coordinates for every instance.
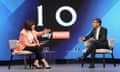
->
[79,37,85,41]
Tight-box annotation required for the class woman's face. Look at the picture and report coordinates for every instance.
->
[32,25,35,30]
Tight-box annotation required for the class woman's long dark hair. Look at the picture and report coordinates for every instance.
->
[24,20,34,31]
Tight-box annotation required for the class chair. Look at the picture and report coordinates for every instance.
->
[81,39,116,68]
[8,40,34,69]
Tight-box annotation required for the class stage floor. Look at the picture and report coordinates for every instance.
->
[0,64,119,72]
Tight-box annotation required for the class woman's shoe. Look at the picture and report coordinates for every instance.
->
[44,67,51,69]
[32,64,42,69]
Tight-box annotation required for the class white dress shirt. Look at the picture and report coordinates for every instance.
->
[95,27,101,40]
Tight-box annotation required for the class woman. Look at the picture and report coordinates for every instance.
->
[14,20,51,69]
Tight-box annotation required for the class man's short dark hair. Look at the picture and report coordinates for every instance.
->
[24,20,34,31]
[93,18,102,26]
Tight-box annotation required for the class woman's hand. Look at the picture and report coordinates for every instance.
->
[32,43,38,47]
[43,28,51,33]
[39,43,45,46]
[35,43,45,47]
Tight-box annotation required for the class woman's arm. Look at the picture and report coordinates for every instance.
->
[35,31,44,37]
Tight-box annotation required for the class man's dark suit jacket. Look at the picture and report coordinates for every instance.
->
[84,27,108,48]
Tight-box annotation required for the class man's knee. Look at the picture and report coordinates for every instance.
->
[86,42,96,48]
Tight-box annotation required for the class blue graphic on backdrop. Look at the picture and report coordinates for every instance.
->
[0,0,25,12]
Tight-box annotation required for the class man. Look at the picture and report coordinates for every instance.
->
[79,18,108,68]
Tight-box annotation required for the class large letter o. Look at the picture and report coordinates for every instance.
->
[56,6,77,27]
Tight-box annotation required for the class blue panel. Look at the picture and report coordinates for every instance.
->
[0,0,25,12]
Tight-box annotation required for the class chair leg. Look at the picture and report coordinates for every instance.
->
[53,52,56,64]
[8,55,13,69]
[23,55,27,69]
[49,53,53,64]
[29,55,33,69]
[103,54,105,68]
[81,61,84,68]
[80,58,85,68]
[111,53,116,67]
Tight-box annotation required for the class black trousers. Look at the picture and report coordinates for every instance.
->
[24,46,43,61]
[84,40,108,65]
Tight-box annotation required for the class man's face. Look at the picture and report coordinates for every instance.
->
[92,20,100,29]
